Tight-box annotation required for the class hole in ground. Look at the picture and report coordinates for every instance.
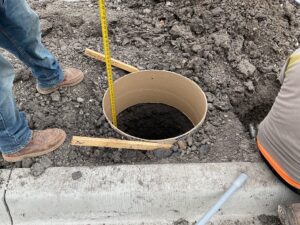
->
[236,104,273,132]
[117,103,194,140]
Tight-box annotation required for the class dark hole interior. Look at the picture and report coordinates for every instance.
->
[117,103,194,140]
[237,104,273,133]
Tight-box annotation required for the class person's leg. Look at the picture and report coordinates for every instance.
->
[0,54,32,154]
[0,0,64,88]
[0,56,66,161]
[0,0,80,161]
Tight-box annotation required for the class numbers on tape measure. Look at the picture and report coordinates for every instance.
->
[99,0,118,127]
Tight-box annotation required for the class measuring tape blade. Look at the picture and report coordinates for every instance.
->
[98,0,118,127]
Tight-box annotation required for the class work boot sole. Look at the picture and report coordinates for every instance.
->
[36,75,84,95]
[2,131,67,162]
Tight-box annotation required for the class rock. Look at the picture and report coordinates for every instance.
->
[207,103,215,111]
[170,25,192,38]
[177,140,187,150]
[191,145,197,151]
[96,118,104,128]
[249,123,256,139]
[73,43,82,51]
[234,86,245,93]
[30,162,46,177]
[40,19,53,37]
[171,144,179,152]
[30,156,53,177]
[212,7,223,16]
[199,144,209,157]
[14,68,31,83]
[133,37,147,46]
[59,40,67,51]
[153,149,173,158]
[213,99,231,111]
[21,158,33,168]
[68,16,84,27]
[143,8,151,14]
[72,171,82,180]
[51,91,61,102]
[193,76,200,83]
[112,151,122,163]
[227,36,244,61]
[170,25,183,37]
[153,36,166,47]
[187,56,205,72]
[211,31,230,49]
[39,156,53,168]
[166,1,173,7]
[238,59,256,77]
[205,92,215,103]
[190,18,204,35]
[244,80,255,91]
[191,44,201,53]
[187,136,193,146]
[204,122,215,134]
[285,2,295,14]
[76,97,84,103]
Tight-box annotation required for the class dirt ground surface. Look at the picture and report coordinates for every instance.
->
[0,0,299,171]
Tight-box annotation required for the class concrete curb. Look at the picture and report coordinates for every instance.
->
[2,162,300,225]
[0,170,11,225]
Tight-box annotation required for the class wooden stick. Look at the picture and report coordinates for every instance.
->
[71,136,172,151]
[84,48,139,73]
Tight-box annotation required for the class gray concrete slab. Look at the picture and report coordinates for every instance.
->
[0,169,11,225]
[5,163,300,225]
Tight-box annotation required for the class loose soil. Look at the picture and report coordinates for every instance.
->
[118,103,194,140]
[0,0,299,169]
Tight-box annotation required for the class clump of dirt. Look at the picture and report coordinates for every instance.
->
[173,218,190,225]
[1,0,299,168]
[118,103,194,140]
[258,215,281,225]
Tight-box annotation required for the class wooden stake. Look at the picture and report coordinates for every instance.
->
[71,136,172,151]
[84,48,139,73]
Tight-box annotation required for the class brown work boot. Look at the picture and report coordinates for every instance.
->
[2,129,66,162]
[37,68,84,95]
[278,204,300,225]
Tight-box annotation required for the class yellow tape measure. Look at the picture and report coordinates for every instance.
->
[98,0,118,127]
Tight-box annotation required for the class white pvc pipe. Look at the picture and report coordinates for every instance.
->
[196,173,248,225]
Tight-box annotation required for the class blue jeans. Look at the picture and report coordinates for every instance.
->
[0,0,64,154]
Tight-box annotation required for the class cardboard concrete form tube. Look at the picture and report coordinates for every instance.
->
[103,70,207,143]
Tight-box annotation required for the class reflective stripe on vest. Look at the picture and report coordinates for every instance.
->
[286,54,300,73]
[257,139,300,189]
